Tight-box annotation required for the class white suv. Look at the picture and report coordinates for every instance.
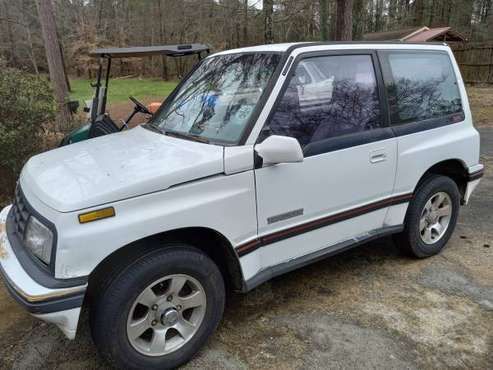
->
[0,42,483,369]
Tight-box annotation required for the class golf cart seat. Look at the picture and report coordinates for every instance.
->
[88,114,120,138]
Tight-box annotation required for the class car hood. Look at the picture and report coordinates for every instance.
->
[20,126,224,212]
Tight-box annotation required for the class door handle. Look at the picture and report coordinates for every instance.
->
[369,149,387,164]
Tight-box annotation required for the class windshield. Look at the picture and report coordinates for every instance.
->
[149,53,281,144]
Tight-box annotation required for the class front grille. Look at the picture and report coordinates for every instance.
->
[11,185,32,239]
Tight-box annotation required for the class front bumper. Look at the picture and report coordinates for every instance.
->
[0,205,86,339]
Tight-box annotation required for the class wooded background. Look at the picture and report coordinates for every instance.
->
[453,42,493,83]
[1,0,493,80]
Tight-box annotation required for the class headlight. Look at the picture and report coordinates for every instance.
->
[24,216,54,264]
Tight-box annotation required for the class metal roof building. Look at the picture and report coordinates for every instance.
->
[363,26,466,42]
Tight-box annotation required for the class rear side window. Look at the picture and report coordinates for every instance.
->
[381,51,462,125]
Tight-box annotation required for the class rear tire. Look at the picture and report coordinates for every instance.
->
[90,245,225,370]
[394,175,460,258]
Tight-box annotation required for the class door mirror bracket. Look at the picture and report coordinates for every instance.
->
[254,135,304,165]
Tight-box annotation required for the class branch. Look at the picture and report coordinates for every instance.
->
[0,17,28,27]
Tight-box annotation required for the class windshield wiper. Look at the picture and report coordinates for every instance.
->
[165,130,210,144]
[144,122,165,134]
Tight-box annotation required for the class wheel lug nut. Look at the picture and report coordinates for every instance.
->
[167,295,173,302]
[151,320,157,326]
[176,305,182,311]
[151,304,158,311]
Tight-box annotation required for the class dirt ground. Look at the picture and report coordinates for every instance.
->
[0,91,492,369]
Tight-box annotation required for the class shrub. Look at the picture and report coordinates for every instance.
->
[0,68,56,203]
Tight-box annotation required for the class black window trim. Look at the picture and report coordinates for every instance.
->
[377,49,465,137]
[255,49,393,158]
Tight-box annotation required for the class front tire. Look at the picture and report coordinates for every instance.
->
[90,245,225,370]
[395,175,460,258]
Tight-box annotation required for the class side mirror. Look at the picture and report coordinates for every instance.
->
[255,135,304,165]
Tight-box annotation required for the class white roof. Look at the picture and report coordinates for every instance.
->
[211,43,305,56]
[210,41,450,57]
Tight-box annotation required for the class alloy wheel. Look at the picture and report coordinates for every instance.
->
[419,191,452,245]
[126,274,206,356]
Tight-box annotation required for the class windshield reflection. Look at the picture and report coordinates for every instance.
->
[151,53,281,144]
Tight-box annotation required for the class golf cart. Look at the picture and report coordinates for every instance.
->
[61,43,210,146]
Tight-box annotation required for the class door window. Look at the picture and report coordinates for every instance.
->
[381,51,462,124]
[259,54,382,149]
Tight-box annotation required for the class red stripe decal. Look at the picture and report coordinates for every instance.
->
[236,193,413,257]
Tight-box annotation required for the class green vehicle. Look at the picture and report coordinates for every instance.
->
[61,44,210,146]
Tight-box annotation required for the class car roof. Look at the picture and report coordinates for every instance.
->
[212,41,450,56]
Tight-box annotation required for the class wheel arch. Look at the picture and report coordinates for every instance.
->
[87,227,245,300]
[413,158,469,202]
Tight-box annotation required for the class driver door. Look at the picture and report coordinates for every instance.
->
[253,52,397,269]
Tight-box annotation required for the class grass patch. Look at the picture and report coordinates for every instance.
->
[70,78,178,105]
[467,85,493,127]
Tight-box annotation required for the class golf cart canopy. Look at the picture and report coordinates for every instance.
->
[90,44,210,58]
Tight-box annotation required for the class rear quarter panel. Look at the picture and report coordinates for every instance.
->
[393,122,480,195]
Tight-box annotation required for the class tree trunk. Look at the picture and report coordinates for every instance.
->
[335,0,353,41]
[263,0,273,44]
[374,0,384,31]
[35,0,71,132]
[59,41,72,92]
[158,0,168,80]
[21,0,39,74]
[414,0,425,26]
[243,0,248,45]
[352,0,364,40]
[1,0,18,67]
[453,0,473,37]
[388,0,398,29]
[96,0,104,37]
[320,0,328,40]
[368,0,375,32]
[329,0,337,39]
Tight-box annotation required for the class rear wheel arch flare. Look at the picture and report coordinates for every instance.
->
[413,158,469,200]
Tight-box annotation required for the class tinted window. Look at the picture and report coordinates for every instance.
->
[383,51,462,124]
[259,54,382,148]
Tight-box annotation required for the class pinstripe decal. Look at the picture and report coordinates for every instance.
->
[236,193,413,257]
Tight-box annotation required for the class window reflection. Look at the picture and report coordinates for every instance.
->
[385,52,462,124]
[152,53,280,144]
[260,55,382,147]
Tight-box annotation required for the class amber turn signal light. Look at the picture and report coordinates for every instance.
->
[78,207,115,224]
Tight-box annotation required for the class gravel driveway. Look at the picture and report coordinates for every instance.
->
[0,128,492,370]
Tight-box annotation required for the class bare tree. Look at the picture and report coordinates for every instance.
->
[1,0,18,66]
[352,0,365,39]
[335,0,353,40]
[2,0,492,78]
[374,0,384,31]
[243,0,249,45]
[264,0,274,44]
[20,0,39,74]
[414,0,425,26]
[35,0,71,131]
[320,0,329,40]
[157,0,169,80]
